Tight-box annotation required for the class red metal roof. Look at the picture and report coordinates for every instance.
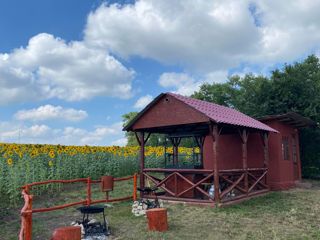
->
[168,92,278,133]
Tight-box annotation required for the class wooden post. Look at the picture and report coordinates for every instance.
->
[133,173,137,201]
[295,132,302,181]
[262,132,269,168]
[139,132,145,198]
[173,139,178,166]
[24,195,33,240]
[87,177,91,206]
[240,129,249,193]
[171,138,181,166]
[195,136,205,167]
[135,131,151,198]
[200,136,205,166]
[211,124,220,203]
[261,132,269,186]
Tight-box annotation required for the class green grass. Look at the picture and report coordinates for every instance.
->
[1,179,320,240]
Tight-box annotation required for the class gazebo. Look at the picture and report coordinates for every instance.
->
[123,92,278,206]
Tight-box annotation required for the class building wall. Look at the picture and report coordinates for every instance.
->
[262,120,301,190]
[202,120,301,191]
[247,133,265,169]
[203,132,264,171]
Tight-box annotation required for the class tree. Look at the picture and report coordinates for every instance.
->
[192,55,320,178]
[122,112,139,146]
[122,112,166,147]
[123,112,196,147]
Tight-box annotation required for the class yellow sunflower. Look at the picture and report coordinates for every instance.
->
[49,151,55,158]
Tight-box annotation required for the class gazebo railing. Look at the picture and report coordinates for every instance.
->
[218,168,268,203]
[143,168,268,205]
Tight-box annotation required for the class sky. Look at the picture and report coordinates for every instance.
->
[0,0,320,146]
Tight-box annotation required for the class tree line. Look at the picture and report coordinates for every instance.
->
[123,55,320,178]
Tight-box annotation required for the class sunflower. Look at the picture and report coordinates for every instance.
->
[7,158,12,165]
[49,151,55,158]
[8,150,13,157]
[49,161,52,166]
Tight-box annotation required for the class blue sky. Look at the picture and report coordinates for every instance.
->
[0,0,319,146]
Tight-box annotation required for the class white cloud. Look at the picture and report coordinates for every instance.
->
[158,73,199,96]
[134,94,153,108]
[0,33,135,105]
[2,0,318,106]
[84,0,320,73]
[56,121,124,145]
[0,121,125,146]
[158,71,228,95]
[84,0,260,72]
[0,123,52,143]
[204,71,229,84]
[111,138,128,146]
[14,105,88,122]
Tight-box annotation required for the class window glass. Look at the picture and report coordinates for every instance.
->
[282,136,290,160]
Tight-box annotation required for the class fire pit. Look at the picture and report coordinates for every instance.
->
[77,206,110,238]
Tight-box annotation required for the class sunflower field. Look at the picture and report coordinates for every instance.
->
[0,143,196,205]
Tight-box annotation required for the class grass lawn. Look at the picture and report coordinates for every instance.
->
[1,179,320,240]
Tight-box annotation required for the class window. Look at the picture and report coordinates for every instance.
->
[292,136,298,163]
[282,136,290,160]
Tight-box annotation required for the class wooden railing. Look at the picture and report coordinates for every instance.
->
[143,168,268,206]
[218,168,268,203]
[19,174,137,240]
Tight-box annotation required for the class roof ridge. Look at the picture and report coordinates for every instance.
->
[166,92,278,133]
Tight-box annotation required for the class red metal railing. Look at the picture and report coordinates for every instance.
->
[19,173,137,240]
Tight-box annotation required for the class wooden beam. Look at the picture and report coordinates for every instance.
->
[134,131,141,146]
[173,139,178,166]
[210,123,220,203]
[248,170,268,192]
[153,172,175,188]
[144,132,151,144]
[143,173,175,196]
[220,174,244,199]
[143,168,212,173]
[239,129,249,193]
[262,132,269,168]
[176,173,214,198]
[139,132,145,198]
[174,173,178,197]
[175,172,214,200]
[247,172,268,189]
[145,195,216,206]
[170,137,181,166]
[219,175,247,193]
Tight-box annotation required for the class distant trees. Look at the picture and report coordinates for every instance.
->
[123,55,320,178]
[122,112,139,147]
[192,55,320,178]
[122,111,166,147]
[122,112,194,147]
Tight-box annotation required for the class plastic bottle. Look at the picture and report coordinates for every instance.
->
[209,185,214,197]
